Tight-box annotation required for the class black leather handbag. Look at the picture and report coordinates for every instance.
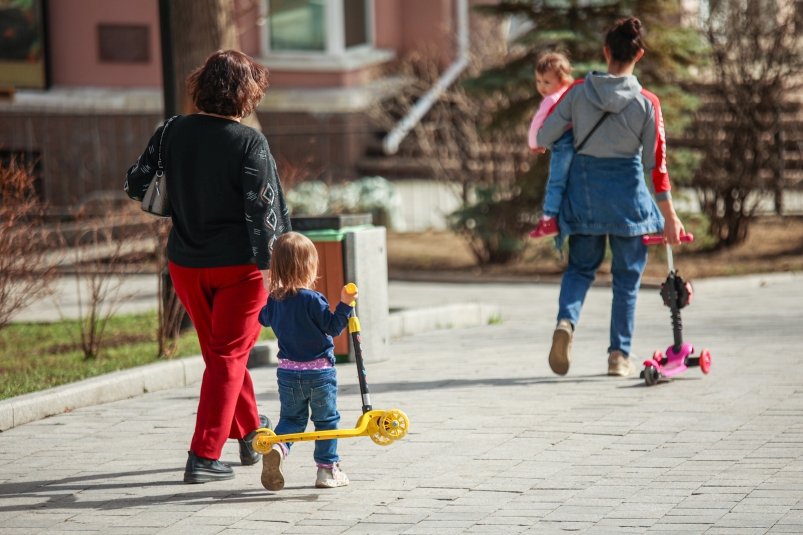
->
[141,116,177,217]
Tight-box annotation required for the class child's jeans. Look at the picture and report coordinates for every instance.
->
[274,367,340,465]
[543,130,575,217]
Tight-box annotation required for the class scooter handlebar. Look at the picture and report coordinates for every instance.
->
[642,233,694,246]
[344,283,358,308]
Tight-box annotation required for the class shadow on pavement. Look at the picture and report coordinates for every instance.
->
[0,468,319,512]
[343,374,619,395]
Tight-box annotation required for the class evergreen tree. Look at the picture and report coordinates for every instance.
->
[468,0,706,138]
[445,1,706,265]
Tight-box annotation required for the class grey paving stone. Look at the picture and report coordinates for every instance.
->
[1,275,802,533]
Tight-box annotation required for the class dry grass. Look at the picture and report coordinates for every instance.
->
[387,216,803,283]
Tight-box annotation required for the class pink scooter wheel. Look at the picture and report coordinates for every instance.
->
[699,349,712,374]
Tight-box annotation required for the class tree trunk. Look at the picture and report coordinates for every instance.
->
[169,0,261,129]
[169,0,238,114]
[772,105,785,215]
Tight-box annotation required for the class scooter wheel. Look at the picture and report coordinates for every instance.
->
[252,428,277,454]
[644,365,660,386]
[368,417,393,446]
[378,409,410,440]
[699,349,712,374]
[652,350,664,364]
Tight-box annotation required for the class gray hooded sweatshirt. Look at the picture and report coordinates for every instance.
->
[536,72,671,200]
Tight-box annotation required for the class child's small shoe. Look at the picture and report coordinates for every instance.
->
[260,445,285,491]
[529,216,559,239]
[315,463,349,488]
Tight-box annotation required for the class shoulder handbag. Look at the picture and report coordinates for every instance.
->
[575,111,611,152]
[142,115,177,217]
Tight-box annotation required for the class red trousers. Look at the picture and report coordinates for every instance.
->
[169,261,267,460]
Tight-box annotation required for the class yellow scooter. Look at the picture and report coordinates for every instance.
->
[251,283,410,452]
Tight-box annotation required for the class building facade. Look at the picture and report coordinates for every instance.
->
[0,0,476,210]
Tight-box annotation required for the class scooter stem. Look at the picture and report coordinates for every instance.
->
[346,284,372,413]
[665,243,675,274]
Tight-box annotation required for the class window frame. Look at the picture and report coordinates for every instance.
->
[260,0,375,58]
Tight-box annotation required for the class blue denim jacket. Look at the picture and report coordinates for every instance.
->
[557,153,664,246]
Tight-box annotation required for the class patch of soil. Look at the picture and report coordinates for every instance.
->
[387,216,803,283]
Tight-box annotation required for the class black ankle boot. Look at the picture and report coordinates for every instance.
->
[239,414,272,466]
[184,451,234,484]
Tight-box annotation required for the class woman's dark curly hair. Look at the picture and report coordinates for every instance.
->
[605,17,646,64]
[187,50,269,118]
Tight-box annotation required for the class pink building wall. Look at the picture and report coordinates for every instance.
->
[375,0,455,68]
[44,0,459,89]
[47,0,162,87]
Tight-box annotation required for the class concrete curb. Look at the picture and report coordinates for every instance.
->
[0,357,205,432]
[0,302,499,432]
[388,302,500,338]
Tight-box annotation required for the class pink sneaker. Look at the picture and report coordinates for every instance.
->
[529,217,558,239]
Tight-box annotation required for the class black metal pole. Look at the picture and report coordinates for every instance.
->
[157,0,191,333]
[158,0,177,119]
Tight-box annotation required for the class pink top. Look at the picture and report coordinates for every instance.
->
[278,357,333,370]
[528,85,570,150]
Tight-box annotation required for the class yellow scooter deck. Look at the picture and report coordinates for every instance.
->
[252,408,409,453]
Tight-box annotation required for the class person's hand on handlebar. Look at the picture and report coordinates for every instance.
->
[657,199,686,246]
[663,212,686,246]
[341,284,358,306]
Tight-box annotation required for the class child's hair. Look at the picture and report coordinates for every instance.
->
[605,17,646,64]
[269,232,318,300]
[535,52,573,84]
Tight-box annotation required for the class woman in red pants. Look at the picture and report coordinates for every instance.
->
[125,50,291,483]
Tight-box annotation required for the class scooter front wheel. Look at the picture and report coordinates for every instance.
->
[378,409,410,440]
[368,417,393,446]
[699,349,712,374]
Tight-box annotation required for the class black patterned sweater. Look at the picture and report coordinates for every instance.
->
[125,114,291,270]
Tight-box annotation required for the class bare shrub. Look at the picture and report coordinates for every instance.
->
[371,53,536,265]
[61,209,153,359]
[0,159,56,329]
[694,0,803,247]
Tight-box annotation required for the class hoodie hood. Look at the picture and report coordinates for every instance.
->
[583,71,643,113]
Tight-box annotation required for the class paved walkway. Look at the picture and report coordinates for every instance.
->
[1,273,802,534]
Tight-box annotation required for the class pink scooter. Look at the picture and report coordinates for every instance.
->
[641,233,712,386]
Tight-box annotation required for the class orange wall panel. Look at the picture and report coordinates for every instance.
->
[313,241,348,355]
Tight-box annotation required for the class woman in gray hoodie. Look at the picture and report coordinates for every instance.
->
[536,17,685,378]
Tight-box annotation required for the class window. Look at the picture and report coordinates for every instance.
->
[268,0,326,51]
[97,24,150,63]
[263,0,373,55]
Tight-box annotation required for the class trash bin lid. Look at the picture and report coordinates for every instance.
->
[291,214,372,231]
[297,225,373,242]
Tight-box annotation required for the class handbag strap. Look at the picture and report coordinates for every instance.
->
[157,115,178,171]
[575,111,611,152]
